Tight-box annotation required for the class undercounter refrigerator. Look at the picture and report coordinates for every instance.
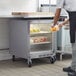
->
[9,12,57,67]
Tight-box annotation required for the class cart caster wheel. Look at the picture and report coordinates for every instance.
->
[12,55,15,61]
[54,55,56,61]
[68,72,76,76]
[28,62,32,67]
[50,56,56,64]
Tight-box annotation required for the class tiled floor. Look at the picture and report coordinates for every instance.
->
[0,57,71,76]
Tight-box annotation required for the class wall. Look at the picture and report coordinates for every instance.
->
[39,0,68,16]
[0,0,38,15]
[0,0,38,60]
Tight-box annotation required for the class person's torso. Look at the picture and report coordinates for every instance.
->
[64,0,76,11]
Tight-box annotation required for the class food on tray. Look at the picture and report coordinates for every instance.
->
[30,28,40,33]
[40,37,47,42]
[30,28,34,33]
[33,38,39,43]
[30,36,48,44]
[50,25,59,32]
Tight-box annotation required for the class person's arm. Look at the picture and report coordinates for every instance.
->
[53,8,61,26]
[58,19,69,27]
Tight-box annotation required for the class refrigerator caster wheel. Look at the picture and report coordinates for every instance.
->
[28,62,32,67]
[50,57,55,64]
[12,55,15,61]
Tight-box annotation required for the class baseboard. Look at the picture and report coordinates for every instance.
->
[0,50,12,60]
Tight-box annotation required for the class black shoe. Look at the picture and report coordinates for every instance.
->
[68,72,76,76]
[63,67,75,72]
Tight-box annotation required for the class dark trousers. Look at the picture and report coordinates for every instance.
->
[68,11,76,43]
[68,11,76,71]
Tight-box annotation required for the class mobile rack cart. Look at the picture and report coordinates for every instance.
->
[9,17,57,67]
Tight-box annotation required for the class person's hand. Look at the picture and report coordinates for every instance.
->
[51,24,55,28]
[58,23,63,28]
[51,23,58,27]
